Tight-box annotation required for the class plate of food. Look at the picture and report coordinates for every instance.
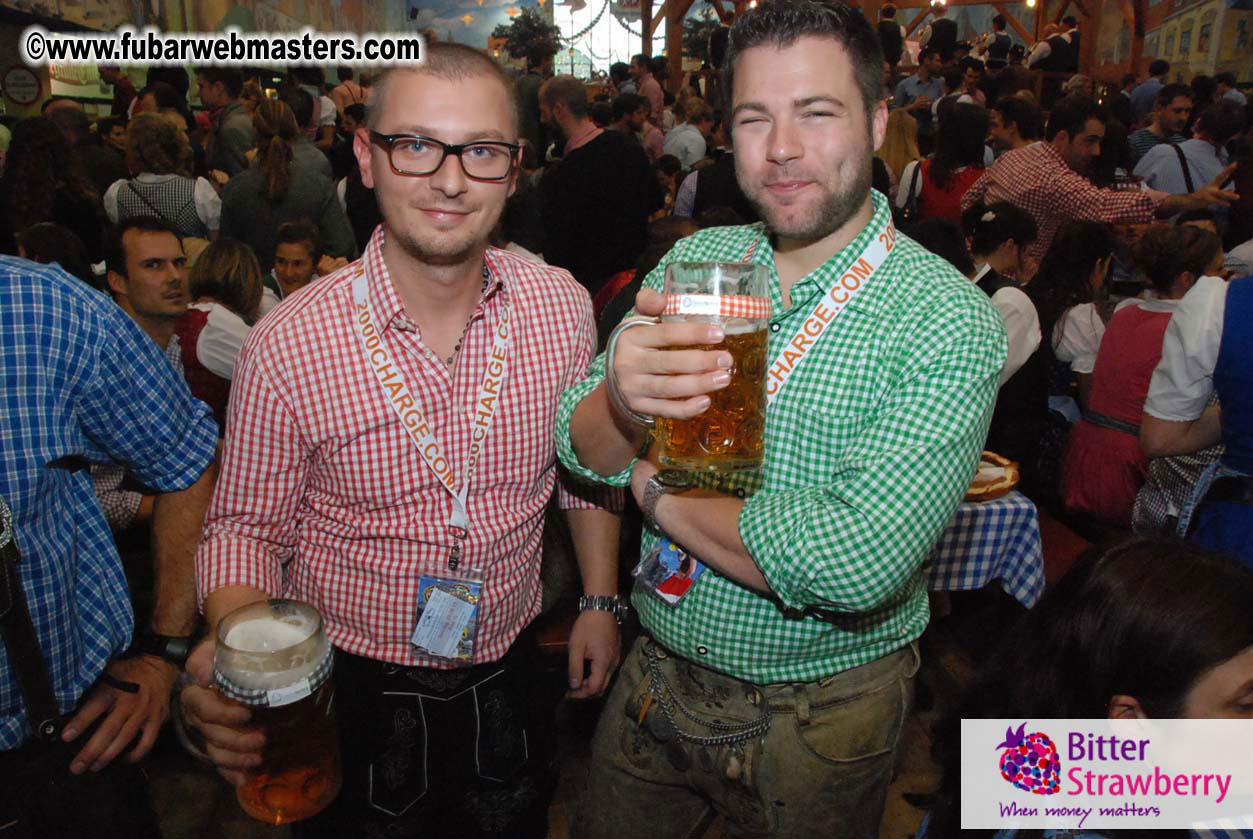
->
[965,451,1020,502]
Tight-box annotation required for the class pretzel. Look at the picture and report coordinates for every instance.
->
[965,450,1020,502]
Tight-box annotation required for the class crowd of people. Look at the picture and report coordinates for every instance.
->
[0,1,1251,837]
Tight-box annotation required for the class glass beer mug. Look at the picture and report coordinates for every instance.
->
[214,600,342,825]
[654,262,771,472]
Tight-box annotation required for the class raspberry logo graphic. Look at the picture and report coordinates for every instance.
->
[996,722,1061,795]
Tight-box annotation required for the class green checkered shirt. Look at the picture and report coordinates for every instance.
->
[555,190,1007,683]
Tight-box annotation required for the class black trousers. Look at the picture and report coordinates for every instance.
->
[293,631,557,839]
[0,718,160,839]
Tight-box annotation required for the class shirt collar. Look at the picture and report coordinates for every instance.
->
[745,188,895,319]
[361,225,508,333]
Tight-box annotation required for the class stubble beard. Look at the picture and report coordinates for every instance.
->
[741,143,874,243]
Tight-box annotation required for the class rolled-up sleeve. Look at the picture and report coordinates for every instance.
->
[79,304,217,491]
[555,241,684,488]
[195,337,306,605]
[738,294,1007,613]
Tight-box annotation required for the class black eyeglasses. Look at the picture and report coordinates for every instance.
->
[369,131,521,181]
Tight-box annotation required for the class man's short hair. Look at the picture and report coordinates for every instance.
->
[1156,82,1193,108]
[723,0,885,120]
[992,14,1006,29]
[993,94,1041,140]
[613,92,648,121]
[1215,71,1237,88]
[881,3,897,18]
[589,100,613,127]
[280,88,316,130]
[148,66,190,97]
[97,116,126,136]
[656,154,682,177]
[41,96,76,114]
[104,217,182,280]
[275,219,323,260]
[942,66,964,92]
[609,62,631,84]
[195,67,244,99]
[1045,94,1103,142]
[367,43,518,135]
[1195,101,1246,144]
[1121,72,1138,87]
[1062,15,1078,26]
[337,66,354,81]
[918,44,940,62]
[540,75,589,119]
[631,53,650,69]
[1148,59,1170,78]
[343,103,366,124]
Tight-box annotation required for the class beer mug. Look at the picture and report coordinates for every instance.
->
[214,600,342,825]
[654,262,771,472]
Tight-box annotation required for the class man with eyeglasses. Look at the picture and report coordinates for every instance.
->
[179,42,622,839]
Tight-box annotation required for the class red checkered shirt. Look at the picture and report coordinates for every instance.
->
[962,141,1156,268]
[197,227,611,666]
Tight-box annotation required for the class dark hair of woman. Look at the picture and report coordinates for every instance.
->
[16,222,96,288]
[1089,116,1132,189]
[926,537,1253,839]
[1133,224,1222,294]
[962,202,1037,259]
[0,117,98,235]
[251,97,298,202]
[907,217,975,276]
[930,102,989,190]
[1029,219,1117,349]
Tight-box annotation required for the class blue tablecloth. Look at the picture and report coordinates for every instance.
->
[927,490,1044,607]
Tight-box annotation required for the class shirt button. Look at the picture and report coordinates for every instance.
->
[696,644,709,656]
[770,322,781,333]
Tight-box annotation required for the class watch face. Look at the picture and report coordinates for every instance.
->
[656,469,694,489]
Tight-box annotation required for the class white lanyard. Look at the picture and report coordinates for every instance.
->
[750,217,898,405]
[351,270,511,569]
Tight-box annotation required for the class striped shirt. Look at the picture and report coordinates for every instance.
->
[196,228,610,667]
[0,257,217,749]
[556,190,1007,683]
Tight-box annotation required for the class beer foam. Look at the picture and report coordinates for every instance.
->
[721,319,761,335]
[225,616,314,652]
[220,616,329,692]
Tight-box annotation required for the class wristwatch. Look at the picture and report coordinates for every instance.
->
[578,594,630,625]
[641,469,690,534]
[127,630,194,667]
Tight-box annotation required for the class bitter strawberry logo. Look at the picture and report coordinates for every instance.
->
[997,722,1061,795]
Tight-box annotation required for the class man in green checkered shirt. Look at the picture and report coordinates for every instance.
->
[557,2,1006,836]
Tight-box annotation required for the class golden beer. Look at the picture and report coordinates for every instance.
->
[215,600,342,826]
[655,328,768,471]
[658,261,771,472]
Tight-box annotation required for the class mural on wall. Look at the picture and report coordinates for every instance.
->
[0,0,165,29]
[1135,0,1253,80]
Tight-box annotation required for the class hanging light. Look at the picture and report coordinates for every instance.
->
[461,13,474,24]
[506,6,521,16]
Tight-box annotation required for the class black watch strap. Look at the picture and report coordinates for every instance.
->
[128,631,193,667]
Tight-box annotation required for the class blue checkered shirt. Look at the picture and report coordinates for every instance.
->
[0,256,217,749]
